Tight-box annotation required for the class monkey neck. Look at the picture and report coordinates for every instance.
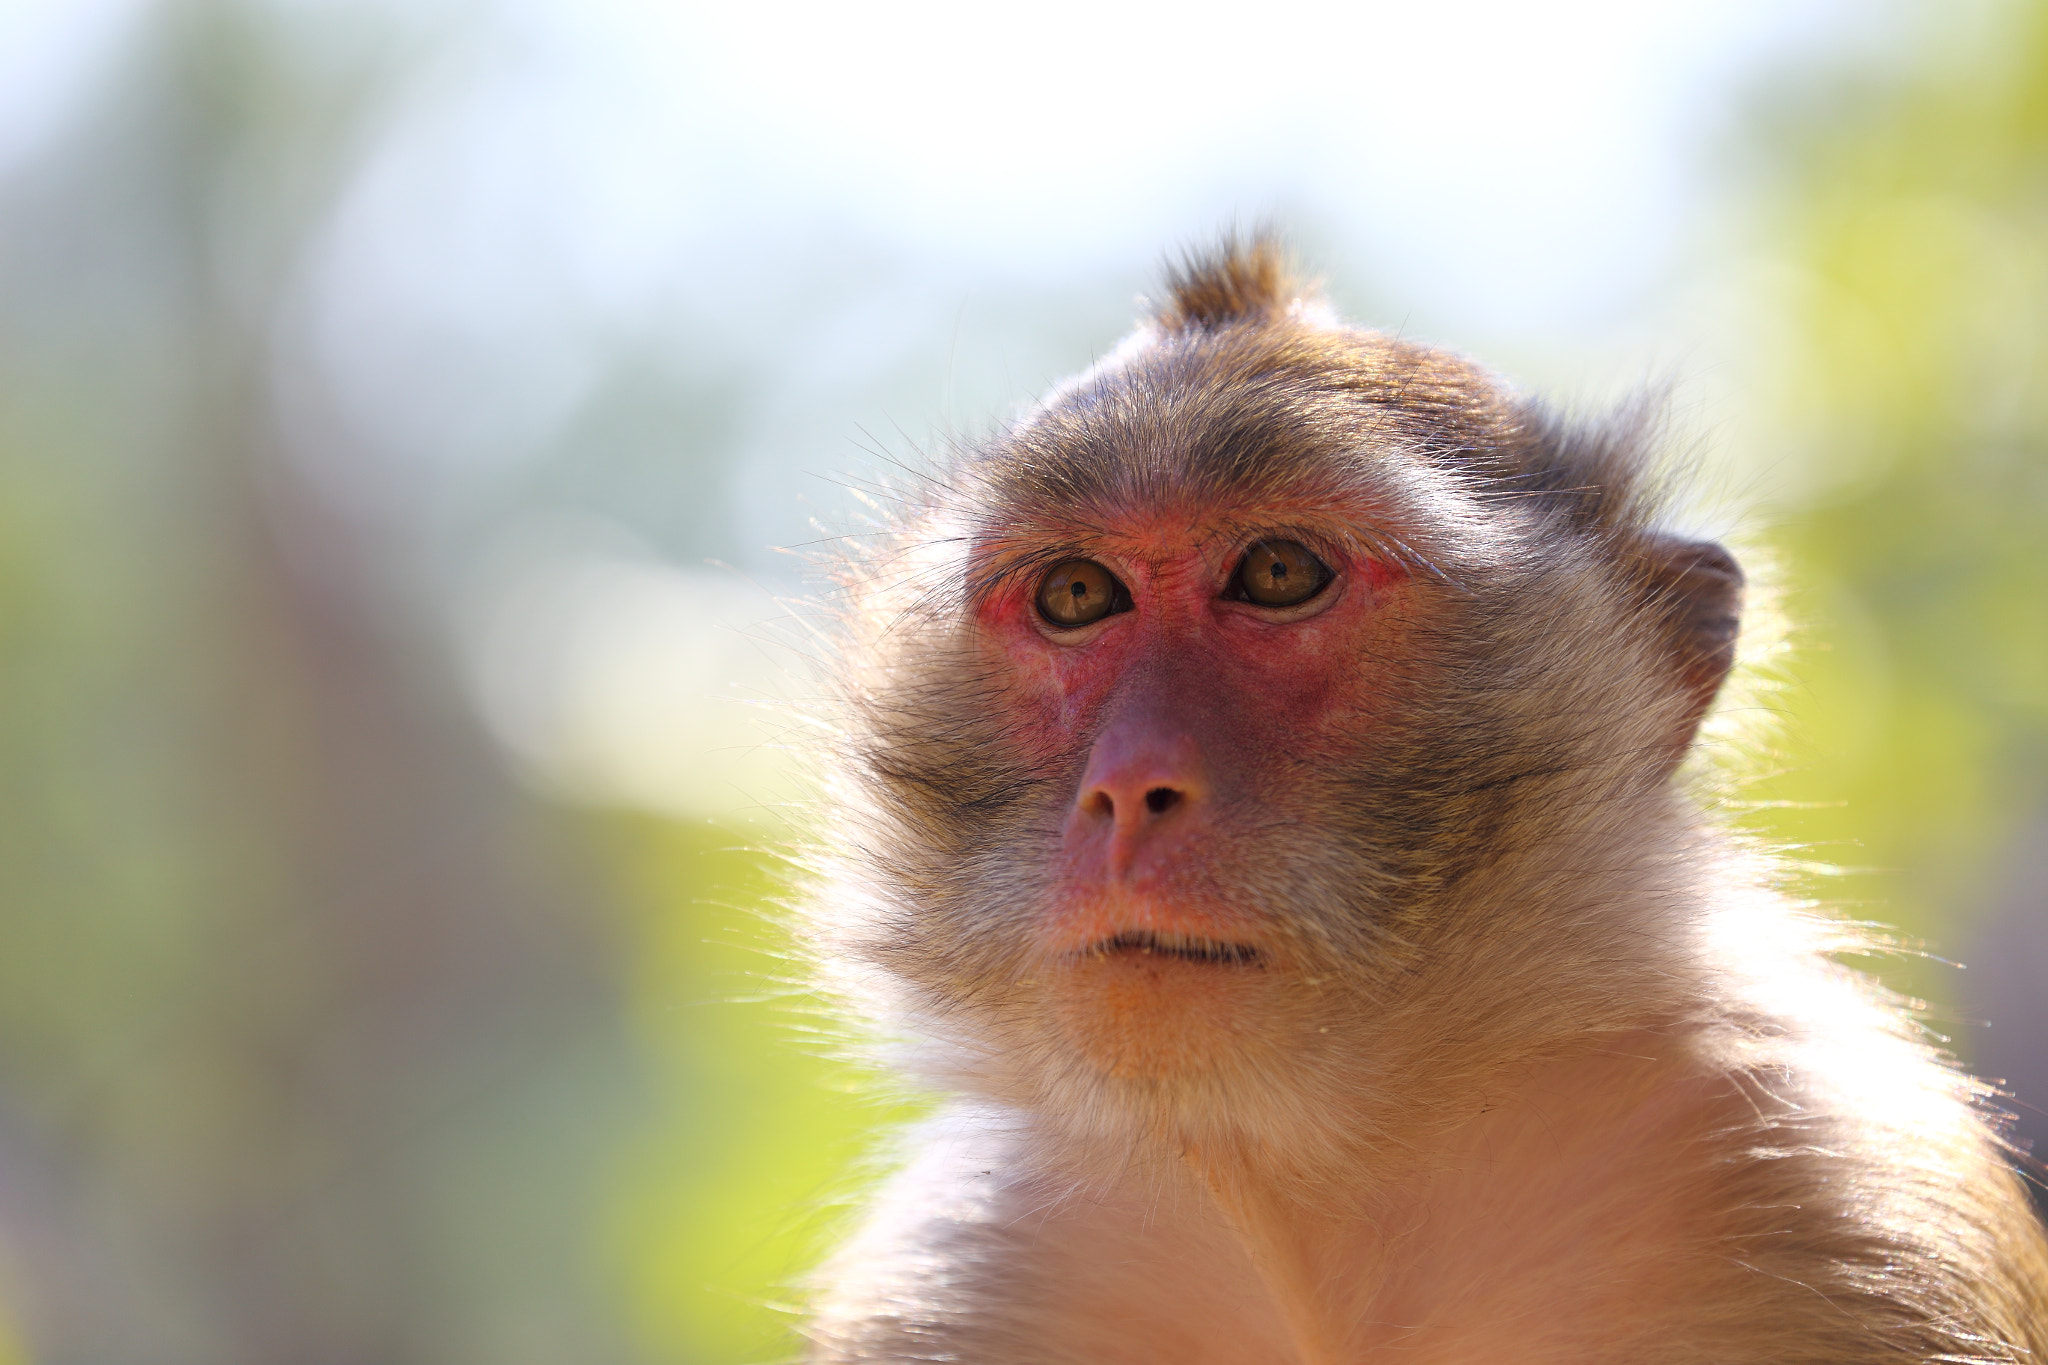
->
[1172,1022,1715,1365]
[1181,1145,1363,1365]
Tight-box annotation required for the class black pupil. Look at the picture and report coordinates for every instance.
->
[1269,561,1288,580]
[1070,582,1089,600]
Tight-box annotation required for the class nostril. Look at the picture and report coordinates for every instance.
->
[1087,791,1116,820]
[1144,787,1182,816]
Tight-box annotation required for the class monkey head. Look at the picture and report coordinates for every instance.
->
[819,239,1743,1169]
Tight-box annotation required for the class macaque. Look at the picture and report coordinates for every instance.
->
[800,237,2048,1363]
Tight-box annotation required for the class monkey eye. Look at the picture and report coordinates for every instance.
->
[1035,558,1129,628]
[1231,539,1331,607]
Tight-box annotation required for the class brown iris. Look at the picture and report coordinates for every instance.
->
[1234,539,1330,607]
[1036,558,1124,627]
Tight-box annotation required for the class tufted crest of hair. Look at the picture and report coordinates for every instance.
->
[1152,232,1303,331]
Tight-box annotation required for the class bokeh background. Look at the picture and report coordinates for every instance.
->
[0,0,2043,1359]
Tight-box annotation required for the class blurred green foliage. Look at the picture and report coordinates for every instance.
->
[588,815,908,1364]
[1734,1,2048,1013]
[0,5,644,1361]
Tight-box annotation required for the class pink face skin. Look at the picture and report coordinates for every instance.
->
[972,501,1412,981]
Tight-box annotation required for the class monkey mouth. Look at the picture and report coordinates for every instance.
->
[1080,930,1263,967]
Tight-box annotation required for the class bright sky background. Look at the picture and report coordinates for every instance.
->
[532,0,1861,330]
[2,0,1873,480]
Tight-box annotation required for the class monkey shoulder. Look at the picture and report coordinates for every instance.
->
[803,1106,1294,1365]
[1665,1010,2048,1362]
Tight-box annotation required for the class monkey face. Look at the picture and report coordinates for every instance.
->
[963,508,1422,1080]
[827,301,1741,1147]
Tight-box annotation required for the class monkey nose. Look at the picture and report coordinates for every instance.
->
[1080,784,1187,824]
[1069,724,1206,877]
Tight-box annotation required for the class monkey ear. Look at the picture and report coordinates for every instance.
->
[1154,234,1302,331]
[1632,534,1744,763]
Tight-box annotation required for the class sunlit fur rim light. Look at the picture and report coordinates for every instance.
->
[791,233,2048,1363]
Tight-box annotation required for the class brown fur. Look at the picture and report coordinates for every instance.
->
[801,236,2048,1362]
[1153,232,1300,330]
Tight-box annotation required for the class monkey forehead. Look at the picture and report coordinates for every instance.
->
[969,320,1525,524]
